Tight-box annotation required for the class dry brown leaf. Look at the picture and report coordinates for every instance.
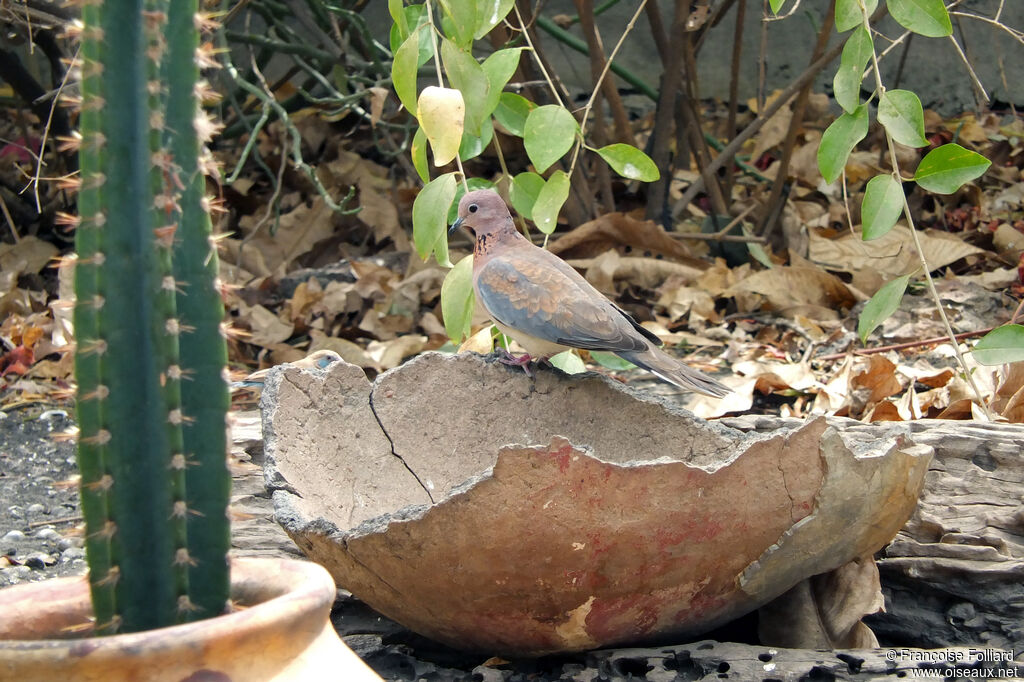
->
[725,265,857,315]
[934,398,974,420]
[789,131,822,187]
[750,105,792,163]
[547,212,700,264]
[419,312,447,338]
[225,197,335,277]
[366,334,426,370]
[308,331,376,369]
[359,309,413,340]
[459,326,495,355]
[851,356,903,404]
[992,222,1024,259]
[322,150,408,249]
[865,400,902,422]
[318,280,363,316]
[759,555,882,648]
[286,279,324,324]
[945,114,988,144]
[955,267,1019,291]
[237,303,294,347]
[809,226,987,289]
[732,360,819,392]
[351,260,399,300]
[992,362,1024,423]
[656,284,719,325]
[0,236,58,277]
[368,87,389,127]
[566,254,705,293]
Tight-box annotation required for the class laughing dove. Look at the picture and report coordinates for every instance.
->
[451,189,730,398]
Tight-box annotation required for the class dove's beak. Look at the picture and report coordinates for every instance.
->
[449,216,464,234]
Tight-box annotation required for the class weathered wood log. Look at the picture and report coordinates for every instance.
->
[721,415,1024,650]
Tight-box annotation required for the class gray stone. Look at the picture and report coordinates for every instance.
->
[1,530,26,544]
[60,547,85,562]
[56,537,82,551]
[23,551,57,569]
[34,528,60,541]
[26,503,47,515]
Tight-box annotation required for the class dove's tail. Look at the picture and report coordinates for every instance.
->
[616,345,730,398]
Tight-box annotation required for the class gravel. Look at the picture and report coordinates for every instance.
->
[0,408,86,587]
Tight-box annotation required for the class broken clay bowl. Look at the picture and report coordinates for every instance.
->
[260,352,931,656]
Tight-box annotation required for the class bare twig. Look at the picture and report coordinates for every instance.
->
[722,0,746,199]
[573,0,634,145]
[756,2,834,238]
[860,4,992,418]
[672,36,847,217]
[815,328,995,362]
[570,0,647,172]
[645,0,690,223]
[949,15,990,106]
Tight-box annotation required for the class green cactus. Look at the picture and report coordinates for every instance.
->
[75,0,231,633]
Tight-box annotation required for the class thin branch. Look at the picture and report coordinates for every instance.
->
[672,36,847,217]
[569,0,648,173]
[815,327,995,361]
[860,3,992,418]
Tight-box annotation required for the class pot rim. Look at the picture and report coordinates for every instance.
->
[0,555,333,647]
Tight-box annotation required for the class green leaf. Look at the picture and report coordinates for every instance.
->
[438,0,478,47]
[493,92,536,137]
[441,38,490,136]
[389,0,409,43]
[768,0,786,13]
[887,0,952,37]
[817,104,869,184]
[413,172,458,261]
[972,324,1024,366]
[458,117,494,162]
[833,27,873,113]
[509,171,545,220]
[475,0,516,39]
[743,224,773,268]
[835,0,877,32]
[440,254,476,343]
[532,170,570,234]
[595,143,660,182]
[391,30,421,115]
[589,351,636,371]
[858,274,911,343]
[524,105,578,173]
[549,350,586,374]
[913,143,991,194]
[878,89,928,148]
[411,126,429,184]
[481,48,523,121]
[390,9,433,66]
[861,174,905,240]
[448,177,495,224]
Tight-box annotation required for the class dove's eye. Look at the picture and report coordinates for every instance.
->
[468,204,478,213]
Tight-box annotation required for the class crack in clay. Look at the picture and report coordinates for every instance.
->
[777,451,797,524]
[368,390,435,504]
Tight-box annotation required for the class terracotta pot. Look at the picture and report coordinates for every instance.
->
[261,353,932,656]
[0,556,380,681]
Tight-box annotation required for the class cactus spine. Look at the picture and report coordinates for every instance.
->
[75,0,230,633]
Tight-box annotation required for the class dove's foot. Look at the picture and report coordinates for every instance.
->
[494,348,537,377]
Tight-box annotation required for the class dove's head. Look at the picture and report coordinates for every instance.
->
[450,189,513,237]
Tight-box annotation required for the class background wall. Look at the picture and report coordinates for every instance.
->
[366,0,1024,116]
